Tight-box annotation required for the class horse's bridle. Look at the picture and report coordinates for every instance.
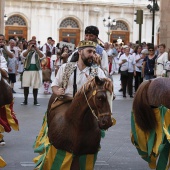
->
[83,85,112,121]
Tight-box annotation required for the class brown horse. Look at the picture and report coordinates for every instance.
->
[0,72,13,107]
[133,77,170,132]
[47,76,113,169]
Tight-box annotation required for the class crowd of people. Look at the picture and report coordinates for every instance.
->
[0,24,170,168]
[0,29,170,101]
[103,42,170,98]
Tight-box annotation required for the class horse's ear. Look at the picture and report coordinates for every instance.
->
[95,76,105,86]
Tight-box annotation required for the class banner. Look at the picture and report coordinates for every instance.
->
[59,41,75,51]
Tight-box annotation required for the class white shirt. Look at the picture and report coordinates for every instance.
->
[119,53,135,72]
[156,52,168,77]
[0,47,13,59]
[42,43,52,54]
[133,53,143,72]
[51,62,106,97]
[8,57,18,74]
[106,48,113,57]
[21,50,45,63]
[0,55,8,72]
[101,50,109,74]
[7,46,21,59]
[68,48,109,76]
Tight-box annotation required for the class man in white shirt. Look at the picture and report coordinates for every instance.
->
[42,37,53,55]
[0,34,13,61]
[68,26,109,76]
[119,46,136,98]
[7,39,21,60]
[0,55,8,78]
[20,40,44,106]
[84,26,109,75]
[52,40,106,97]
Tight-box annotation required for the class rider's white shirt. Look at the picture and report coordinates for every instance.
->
[0,55,8,72]
[51,62,106,97]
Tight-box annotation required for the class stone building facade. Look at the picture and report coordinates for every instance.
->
[160,0,170,48]
[1,0,160,45]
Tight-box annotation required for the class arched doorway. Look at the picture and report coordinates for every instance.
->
[59,18,80,47]
[5,15,27,41]
[110,21,129,44]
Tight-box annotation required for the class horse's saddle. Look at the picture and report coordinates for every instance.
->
[50,95,73,111]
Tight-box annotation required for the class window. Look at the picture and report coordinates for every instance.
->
[6,15,26,26]
[111,21,128,31]
[60,18,79,28]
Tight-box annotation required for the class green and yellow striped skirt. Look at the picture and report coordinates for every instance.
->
[33,112,98,170]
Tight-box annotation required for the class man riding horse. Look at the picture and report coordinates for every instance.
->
[33,40,115,170]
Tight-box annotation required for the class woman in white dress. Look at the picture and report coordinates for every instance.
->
[155,44,168,77]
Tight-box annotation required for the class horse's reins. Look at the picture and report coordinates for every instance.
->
[83,85,111,121]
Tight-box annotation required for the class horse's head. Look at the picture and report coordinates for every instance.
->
[81,76,113,130]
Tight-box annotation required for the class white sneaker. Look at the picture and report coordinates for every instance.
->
[0,139,5,146]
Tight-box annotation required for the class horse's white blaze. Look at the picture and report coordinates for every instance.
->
[106,91,113,113]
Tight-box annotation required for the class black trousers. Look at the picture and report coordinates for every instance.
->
[23,87,38,103]
[121,72,134,96]
[134,71,143,92]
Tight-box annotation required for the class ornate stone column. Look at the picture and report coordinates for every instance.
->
[0,0,5,34]
[160,1,170,47]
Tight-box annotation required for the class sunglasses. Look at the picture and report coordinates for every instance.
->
[149,49,154,51]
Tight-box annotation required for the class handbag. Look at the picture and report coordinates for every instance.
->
[121,70,128,76]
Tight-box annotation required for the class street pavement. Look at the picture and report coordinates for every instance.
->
[0,71,151,170]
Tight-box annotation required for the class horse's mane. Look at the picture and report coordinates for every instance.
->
[75,77,113,97]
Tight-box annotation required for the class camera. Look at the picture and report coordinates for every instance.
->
[0,45,4,48]
[32,45,35,48]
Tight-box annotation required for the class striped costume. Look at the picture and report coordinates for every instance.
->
[131,106,170,170]
[33,113,97,170]
[0,101,19,168]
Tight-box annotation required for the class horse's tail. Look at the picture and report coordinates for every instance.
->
[133,80,157,132]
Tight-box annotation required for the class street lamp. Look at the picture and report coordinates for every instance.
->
[4,14,8,21]
[147,0,159,44]
[103,16,116,42]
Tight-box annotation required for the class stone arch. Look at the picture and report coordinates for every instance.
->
[59,17,79,28]
[110,20,130,44]
[5,14,28,41]
[59,17,80,46]
[5,15,26,26]
[111,20,129,31]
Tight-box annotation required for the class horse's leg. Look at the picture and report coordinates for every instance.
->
[70,156,80,170]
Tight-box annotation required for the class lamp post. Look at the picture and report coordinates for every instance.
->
[4,14,8,22]
[147,0,159,44]
[103,16,116,42]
